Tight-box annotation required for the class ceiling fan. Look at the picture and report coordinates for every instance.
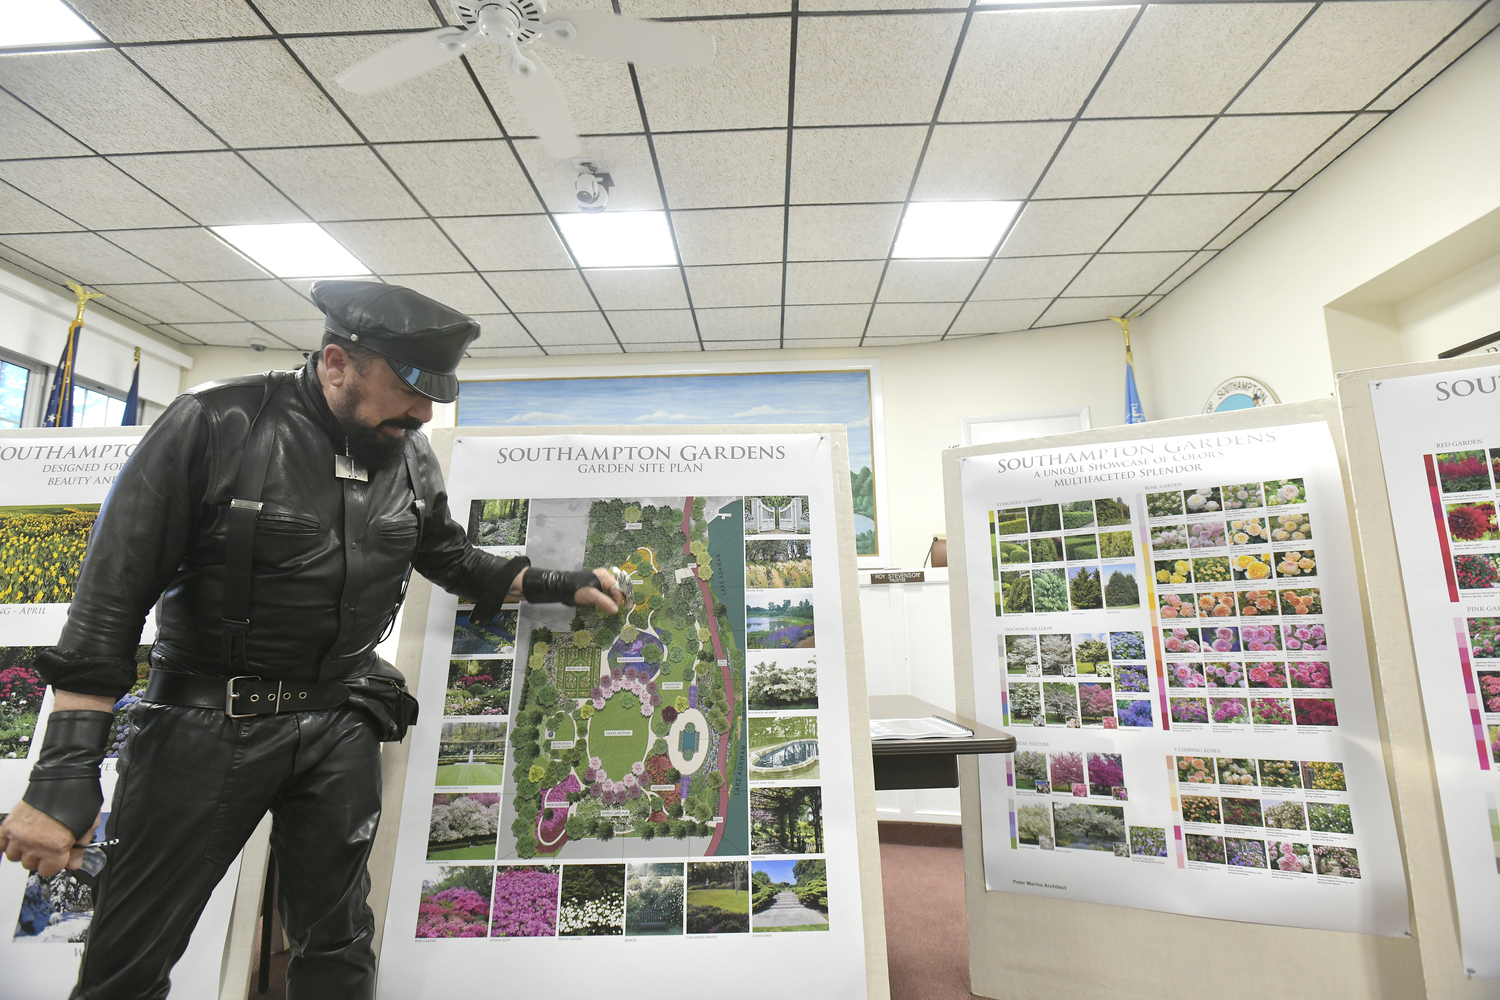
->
[336,1,716,159]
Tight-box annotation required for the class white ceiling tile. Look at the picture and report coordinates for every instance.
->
[653,130,787,210]
[171,322,284,348]
[468,346,547,358]
[465,41,644,138]
[145,323,203,345]
[380,272,504,314]
[0,244,72,286]
[286,35,501,144]
[130,41,360,149]
[69,0,267,40]
[486,269,597,312]
[636,18,791,131]
[1064,252,1193,297]
[702,339,780,352]
[622,342,702,354]
[785,260,883,304]
[0,183,82,233]
[783,336,861,348]
[783,303,869,339]
[1,233,170,283]
[93,302,162,329]
[1086,3,1311,118]
[256,319,327,351]
[512,136,663,213]
[321,218,466,273]
[0,91,90,158]
[111,151,308,225]
[1205,192,1291,250]
[865,301,961,338]
[998,198,1139,257]
[913,122,1067,201]
[1278,113,1385,188]
[102,228,270,282]
[949,298,1052,335]
[673,207,785,265]
[447,216,574,270]
[470,313,539,350]
[377,141,541,216]
[1154,249,1218,296]
[795,13,965,126]
[187,280,322,321]
[1034,118,1210,199]
[585,268,688,311]
[878,260,985,302]
[971,255,1087,301]
[942,8,1137,122]
[607,310,700,344]
[790,126,924,204]
[1034,296,1142,328]
[545,344,625,355]
[1157,114,1348,193]
[244,146,423,222]
[1370,2,1500,110]
[685,263,783,308]
[517,312,618,347]
[1137,294,1165,313]
[696,306,781,341]
[96,282,242,323]
[1231,1,1481,113]
[255,0,440,33]
[0,157,193,230]
[786,203,901,261]
[624,0,786,13]
[1103,194,1260,253]
[863,334,943,346]
[804,0,957,7]
[0,50,222,154]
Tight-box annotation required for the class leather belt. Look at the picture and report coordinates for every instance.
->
[143,668,350,718]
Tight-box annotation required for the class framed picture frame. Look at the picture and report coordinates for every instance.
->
[454,359,891,567]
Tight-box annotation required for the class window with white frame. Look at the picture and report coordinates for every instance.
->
[0,360,29,428]
[70,383,126,427]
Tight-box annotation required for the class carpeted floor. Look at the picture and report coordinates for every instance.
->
[254,821,976,1000]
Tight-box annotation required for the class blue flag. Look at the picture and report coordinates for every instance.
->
[121,349,140,426]
[42,319,82,428]
[1125,357,1145,424]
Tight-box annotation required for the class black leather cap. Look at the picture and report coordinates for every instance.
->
[310,280,479,403]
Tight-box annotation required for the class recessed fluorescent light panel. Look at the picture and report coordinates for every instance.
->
[4,0,101,47]
[555,212,679,268]
[211,224,370,278]
[893,202,1021,259]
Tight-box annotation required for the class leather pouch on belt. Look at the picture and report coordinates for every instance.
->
[344,658,420,742]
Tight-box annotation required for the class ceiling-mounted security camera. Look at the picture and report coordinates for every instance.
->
[573,158,613,213]
[248,338,270,352]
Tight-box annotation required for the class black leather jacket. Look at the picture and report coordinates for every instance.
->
[40,358,522,699]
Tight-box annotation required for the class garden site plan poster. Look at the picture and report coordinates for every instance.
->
[957,419,1409,936]
[377,431,870,999]
[0,432,240,999]
[1369,365,1500,977]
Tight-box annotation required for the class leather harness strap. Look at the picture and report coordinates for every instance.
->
[221,373,287,676]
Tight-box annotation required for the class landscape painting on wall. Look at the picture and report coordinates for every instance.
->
[456,368,885,559]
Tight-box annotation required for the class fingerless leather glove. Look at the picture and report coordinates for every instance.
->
[21,710,112,839]
[522,568,604,606]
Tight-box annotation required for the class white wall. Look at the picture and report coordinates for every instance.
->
[1135,28,1500,418]
[1397,251,1500,361]
[0,261,190,413]
[183,319,1133,568]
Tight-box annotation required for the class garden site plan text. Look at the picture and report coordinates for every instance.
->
[377,431,871,999]
[1370,365,1500,977]
[958,420,1409,936]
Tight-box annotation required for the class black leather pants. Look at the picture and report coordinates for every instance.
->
[74,701,383,1000]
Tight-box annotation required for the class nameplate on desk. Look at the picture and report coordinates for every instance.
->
[869,571,925,585]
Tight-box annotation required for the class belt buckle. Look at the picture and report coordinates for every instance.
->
[226,675,263,718]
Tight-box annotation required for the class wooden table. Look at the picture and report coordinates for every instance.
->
[869,694,1015,790]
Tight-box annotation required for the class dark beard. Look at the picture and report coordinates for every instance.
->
[331,384,423,473]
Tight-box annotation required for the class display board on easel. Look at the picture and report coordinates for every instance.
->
[942,400,1423,1000]
[1340,357,1500,999]
[0,427,250,1000]
[367,425,887,1000]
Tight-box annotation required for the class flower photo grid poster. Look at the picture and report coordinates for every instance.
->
[0,434,240,999]
[959,420,1409,935]
[376,433,871,1000]
[1369,366,1500,977]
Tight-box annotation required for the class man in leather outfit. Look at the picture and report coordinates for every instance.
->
[0,280,622,999]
